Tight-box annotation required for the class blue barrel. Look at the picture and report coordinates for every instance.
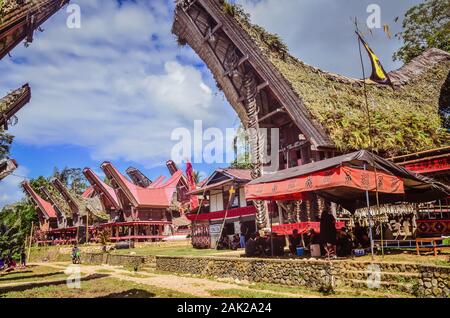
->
[296,247,304,256]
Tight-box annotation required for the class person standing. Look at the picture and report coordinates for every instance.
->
[20,250,27,268]
[320,211,337,258]
[239,221,248,248]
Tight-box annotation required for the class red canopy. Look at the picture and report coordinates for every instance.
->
[272,221,346,235]
[245,150,450,212]
[245,165,404,201]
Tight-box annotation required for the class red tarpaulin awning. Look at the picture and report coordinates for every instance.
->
[245,150,450,212]
[272,221,346,236]
[245,165,404,201]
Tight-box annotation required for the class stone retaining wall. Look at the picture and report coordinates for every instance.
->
[156,256,450,298]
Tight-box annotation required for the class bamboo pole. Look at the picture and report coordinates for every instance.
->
[86,212,89,244]
[27,222,34,263]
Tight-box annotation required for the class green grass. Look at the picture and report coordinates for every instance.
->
[112,244,236,257]
[0,276,196,298]
[208,288,294,298]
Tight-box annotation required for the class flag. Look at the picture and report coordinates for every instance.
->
[185,161,199,211]
[356,31,394,88]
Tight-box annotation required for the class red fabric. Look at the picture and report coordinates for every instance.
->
[245,166,404,201]
[187,206,256,221]
[186,161,199,210]
[404,156,450,174]
[272,221,346,235]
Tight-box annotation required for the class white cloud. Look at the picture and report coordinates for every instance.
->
[0,166,28,208]
[237,0,420,76]
[0,0,234,168]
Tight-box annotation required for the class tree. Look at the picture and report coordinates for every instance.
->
[192,171,204,184]
[0,200,37,258]
[51,167,88,194]
[231,124,252,169]
[394,0,450,63]
[0,131,13,160]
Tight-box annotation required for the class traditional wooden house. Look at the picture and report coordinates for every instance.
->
[390,147,450,237]
[83,168,122,221]
[126,167,152,188]
[187,168,256,248]
[172,0,450,229]
[0,84,31,181]
[39,185,70,228]
[50,178,107,227]
[0,158,17,181]
[100,162,184,241]
[0,84,31,130]
[0,0,70,60]
[166,160,191,210]
[21,181,58,232]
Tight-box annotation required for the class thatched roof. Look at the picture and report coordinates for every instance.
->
[0,0,70,59]
[0,158,17,181]
[51,178,109,221]
[173,0,450,156]
[0,84,30,129]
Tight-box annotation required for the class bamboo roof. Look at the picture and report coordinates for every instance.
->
[0,84,30,129]
[173,0,450,156]
[0,0,70,59]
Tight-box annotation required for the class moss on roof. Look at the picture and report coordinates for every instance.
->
[222,2,450,156]
[0,85,28,114]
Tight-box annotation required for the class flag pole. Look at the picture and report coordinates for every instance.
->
[354,18,385,260]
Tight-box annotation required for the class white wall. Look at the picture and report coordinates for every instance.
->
[210,190,224,212]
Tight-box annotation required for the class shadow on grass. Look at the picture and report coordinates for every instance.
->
[0,271,64,283]
[0,274,109,294]
[0,270,34,277]
[99,289,156,298]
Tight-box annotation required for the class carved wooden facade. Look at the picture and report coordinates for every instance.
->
[0,0,70,60]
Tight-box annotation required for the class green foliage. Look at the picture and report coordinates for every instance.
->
[192,170,204,184]
[52,167,88,195]
[394,0,450,63]
[221,0,288,58]
[0,200,37,258]
[0,131,13,160]
[231,124,252,169]
[0,166,89,257]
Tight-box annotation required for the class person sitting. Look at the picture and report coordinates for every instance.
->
[254,232,266,256]
[245,234,258,257]
[5,255,16,272]
[289,229,302,255]
[336,228,352,257]
[217,233,231,250]
[231,234,241,250]
[354,222,370,248]
[269,233,286,257]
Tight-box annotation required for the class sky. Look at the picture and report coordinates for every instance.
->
[0,0,423,207]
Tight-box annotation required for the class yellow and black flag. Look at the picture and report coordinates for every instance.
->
[356,31,394,88]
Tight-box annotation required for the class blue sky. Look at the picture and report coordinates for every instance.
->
[0,0,422,206]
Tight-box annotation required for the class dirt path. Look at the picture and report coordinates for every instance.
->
[30,262,313,298]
